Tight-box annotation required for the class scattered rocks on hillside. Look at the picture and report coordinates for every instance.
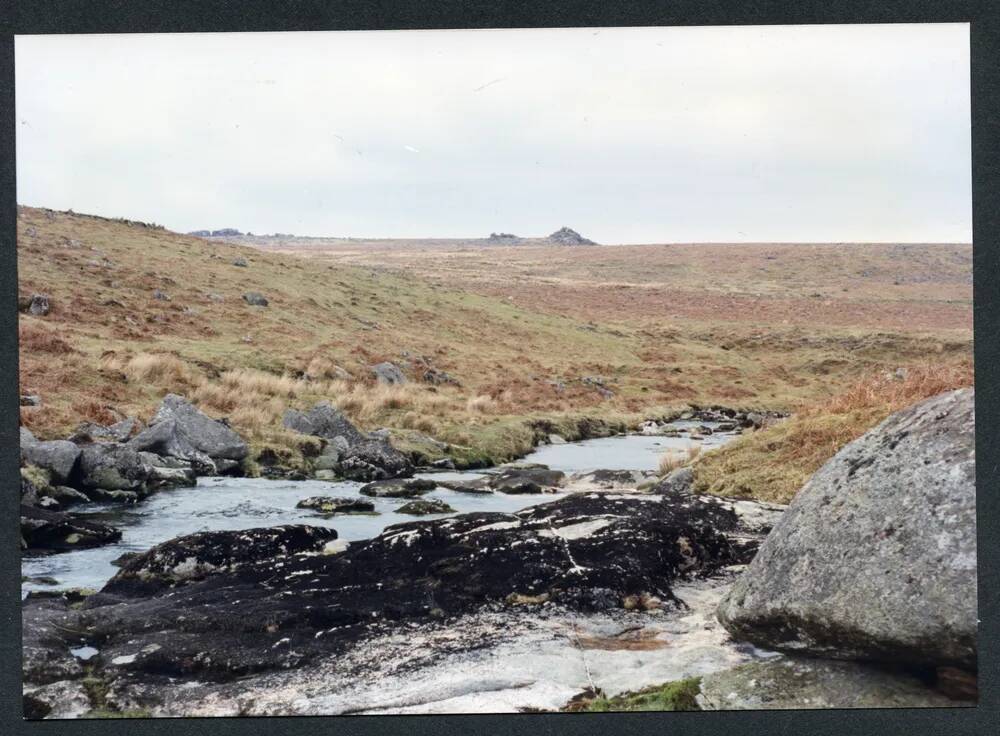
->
[242,292,268,307]
[717,388,977,670]
[152,289,171,301]
[129,394,248,474]
[21,505,122,552]
[397,498,456,515]
[359,478,437,498]
[232,257,248,267]
[296,497,375,515]
[697,658,960,710]
[371,362,407,385]
[422,367,460,386]
[548,227,596,246]
[19,294,51,316]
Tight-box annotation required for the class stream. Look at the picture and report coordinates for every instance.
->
[21,421,738,596]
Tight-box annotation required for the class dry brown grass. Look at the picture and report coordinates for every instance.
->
[658,443,701,476]
[18,321,75,354]
[692,361,974,503]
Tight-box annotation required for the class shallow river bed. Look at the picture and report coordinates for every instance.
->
[23,424,736,595]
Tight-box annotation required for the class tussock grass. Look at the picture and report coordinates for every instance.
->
[658,443,701,476]
[692,361,974,503]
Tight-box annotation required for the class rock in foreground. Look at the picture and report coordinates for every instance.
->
[697,658,961,710]
[717,388,977,669]
[35,492,778,686]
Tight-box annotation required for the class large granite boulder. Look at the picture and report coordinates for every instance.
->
[21,440,81,486]
[717,388,976,669]
[129,394,248,472]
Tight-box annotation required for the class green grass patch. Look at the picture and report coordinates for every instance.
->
[574,677,703,712]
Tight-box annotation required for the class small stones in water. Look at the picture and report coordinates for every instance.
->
[397,498,455,515]
[296,496,375,515]
[359,478,436,498]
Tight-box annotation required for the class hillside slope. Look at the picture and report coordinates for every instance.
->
[17,206,972,469]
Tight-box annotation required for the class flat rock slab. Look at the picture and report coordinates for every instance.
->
[717,388,977,669]
[26,492,778,687]
[697,658,965,710]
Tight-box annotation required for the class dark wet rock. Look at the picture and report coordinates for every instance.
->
[490,466,565,494]
[548,227,596,245]
[371,361,407,385]
[283,403,366,445]
[242,291,268,306]
[99,525,340,598]
[69,417,141,444]
[429,457,456,470]
[397,498,456,515]
[718,389,977,670]
[112,551,142,568]
[652,466,695,495]
[296,496,375,514]
[85,488,140,504]
[129,394,248,471]
[23,679,93,719]
[359,477,436,498]
[61,492,773,684]
[21,505,122,552]
[19,293,51,316]
[568,469,658,491]
[697,658,963,710]
[21,440,81,485]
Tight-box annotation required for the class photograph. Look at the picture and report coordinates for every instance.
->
[15,23,976,718]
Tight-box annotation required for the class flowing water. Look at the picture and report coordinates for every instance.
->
[21,422,739,596]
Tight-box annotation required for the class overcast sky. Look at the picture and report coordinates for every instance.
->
[16,24,971,243]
